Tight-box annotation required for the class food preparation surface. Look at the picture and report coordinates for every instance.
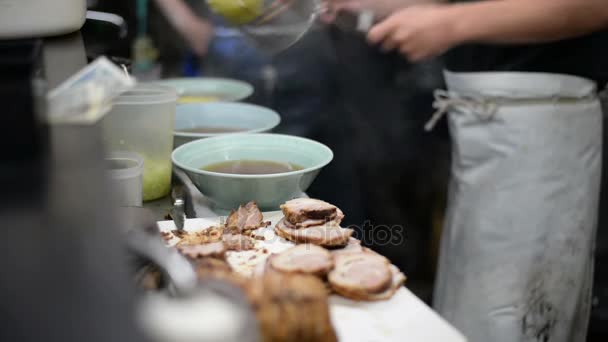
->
[157,212,467,342]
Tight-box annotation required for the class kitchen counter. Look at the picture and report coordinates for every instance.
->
[158,213,467,342]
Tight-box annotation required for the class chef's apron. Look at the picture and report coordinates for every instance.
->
[432,71,603,342]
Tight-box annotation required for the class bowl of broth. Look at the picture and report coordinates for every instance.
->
[172,133,333,210]
[173,102,281,148]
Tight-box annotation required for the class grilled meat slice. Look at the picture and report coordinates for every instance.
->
[328,253,393,297]
[222,233,256,251]
[226,201,266,234]
[270,244,334,276]
[329,238,364,256]
[280,198,343,225]
[247,269,338,342]
[331,264,406,301]
[177,241,226,259]
[275,218,353,247]
[173,226,224,246]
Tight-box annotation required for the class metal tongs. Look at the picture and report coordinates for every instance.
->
[170,186,187,231]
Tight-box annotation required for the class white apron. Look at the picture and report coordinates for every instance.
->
[432,71,603,342]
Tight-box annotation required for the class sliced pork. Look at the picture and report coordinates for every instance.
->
[328,253,393,297]
[330,237,364,256]
[177,241,226,259]
[247,270,338,342]
[280,198,343,225]
[222,233,256,251]
[173,226,224,246]
[270,244,334,276]
[225,201,267,234]
[275,218,353,247]
[362,265,407,301]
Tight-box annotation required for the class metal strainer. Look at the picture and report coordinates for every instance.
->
[208,0,374,54]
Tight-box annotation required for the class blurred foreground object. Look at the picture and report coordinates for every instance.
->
[0,0,86,39]
[0,33,144,342]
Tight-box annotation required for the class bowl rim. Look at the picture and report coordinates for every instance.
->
[156,77,254,101]
[172,133,334,179]
[172,102,281,138]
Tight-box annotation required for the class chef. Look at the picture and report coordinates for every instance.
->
[325,1,608,341]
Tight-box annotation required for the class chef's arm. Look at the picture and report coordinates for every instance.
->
[152,0,213,56]
[326,0,445,19]
[449,0,608,44]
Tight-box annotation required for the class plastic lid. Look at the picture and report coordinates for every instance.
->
[113,83,177,105]
[106,151,144,180]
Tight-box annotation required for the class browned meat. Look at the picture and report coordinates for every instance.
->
[288,213,344,229]
[275,218,353,247]
[222,233,256,251]
[270,244,334,276]
[160,231,173,241]
[328,253,393,298]
[192,258,250,290]
[177,241,226,259]
[247,269,338,342]
[226,201,266,234]
[173,226,224,246]
[332,264,406,301]
[280,198,343,225]
[330,238,364,256]
[251,229,267,241]
[193,257,232,274]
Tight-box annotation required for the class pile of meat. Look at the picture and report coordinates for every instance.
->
[158,198,406,341]
[275,198,353,247]
[269,242,405,301]
[271,198,406,301]
[164,201,268,259]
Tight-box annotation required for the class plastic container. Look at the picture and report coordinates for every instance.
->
[102,84,177,201]
[106,152,144,207]
[0,0,86,39]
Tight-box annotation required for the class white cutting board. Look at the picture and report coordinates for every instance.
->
[157,213,467,342]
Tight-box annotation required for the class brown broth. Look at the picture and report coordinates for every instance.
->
[178,127,247,134]
[202,160,304,175]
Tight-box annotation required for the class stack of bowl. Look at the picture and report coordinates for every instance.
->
[155,77,333,210]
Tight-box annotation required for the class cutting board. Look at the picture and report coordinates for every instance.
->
[157,212,467,342]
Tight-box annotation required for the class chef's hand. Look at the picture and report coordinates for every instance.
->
[367,4,457,62]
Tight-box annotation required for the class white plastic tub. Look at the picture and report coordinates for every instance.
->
[0,0,86,39]
[106,152,144,207]
[102,84,177,201]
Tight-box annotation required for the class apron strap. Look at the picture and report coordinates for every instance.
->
[425,90,498,131]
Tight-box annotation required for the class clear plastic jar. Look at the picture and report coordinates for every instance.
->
[102,84,177,201]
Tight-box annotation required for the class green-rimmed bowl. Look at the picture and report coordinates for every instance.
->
[156,78,254,103]
[172,134,333,210]
[173,102,281,148]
